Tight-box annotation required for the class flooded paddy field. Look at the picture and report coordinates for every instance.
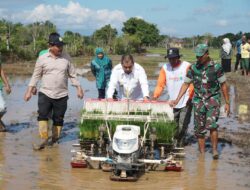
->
[0,75,249,190]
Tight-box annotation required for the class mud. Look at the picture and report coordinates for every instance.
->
[0,75,249,190]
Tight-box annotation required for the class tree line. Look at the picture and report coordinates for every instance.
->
[0,17,249,63]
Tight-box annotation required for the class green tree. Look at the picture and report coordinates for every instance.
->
[203,33,213,47]
[93,24,117,48]
[63,31,84,56]
[42,20,57,39]
[26,21,56,53]
[122,17,161,51]
[27,22,43,52]
[0,19,17,51]
[113,34,141,54]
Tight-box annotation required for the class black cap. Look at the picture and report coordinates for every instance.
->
[48,32,65,46]
[165,48,181,59]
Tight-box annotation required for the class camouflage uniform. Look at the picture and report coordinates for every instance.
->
[184,61,226,137]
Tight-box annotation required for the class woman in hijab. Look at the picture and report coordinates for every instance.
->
[220,38,232,72]
[91,48,112,99]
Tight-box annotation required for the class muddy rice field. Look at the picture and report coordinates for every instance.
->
[0,72,249,190]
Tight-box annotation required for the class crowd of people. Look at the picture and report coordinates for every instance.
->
[220,34,250,76]
[3,31,247,159]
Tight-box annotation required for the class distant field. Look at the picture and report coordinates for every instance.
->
[147,47,236,63]
[72,47,225,66]
[63,47,238,78]
[4,47,237,78]
[72,54,164,78]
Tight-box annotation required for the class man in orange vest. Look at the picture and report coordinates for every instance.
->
[153,48,194,147]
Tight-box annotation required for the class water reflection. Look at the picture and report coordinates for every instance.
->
[0,76,249,190]
[230,84,250,123]
[37,148,63,189]
[238,104,249,123]
[0,133,7,189]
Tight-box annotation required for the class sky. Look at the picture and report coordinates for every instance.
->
[0,0,249,37]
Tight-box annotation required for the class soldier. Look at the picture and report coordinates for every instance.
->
[170,44,230,159]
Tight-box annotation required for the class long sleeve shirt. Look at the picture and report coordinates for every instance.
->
[220,47,232,59]
[107,63,149,100]
[90,56,112,89]
[29,51,81,99]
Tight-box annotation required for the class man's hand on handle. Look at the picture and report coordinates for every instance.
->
[169,100,178,108]
[143,96,150,102]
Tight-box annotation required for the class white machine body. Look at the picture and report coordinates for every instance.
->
[113,125,140,154]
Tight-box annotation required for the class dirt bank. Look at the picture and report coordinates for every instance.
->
[2,54,164,78]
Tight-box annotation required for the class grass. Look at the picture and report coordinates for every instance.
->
[71,54,164,78]
[72,47,237,78]
[3,47,237,78]
[147,47,237,63]
[79,119,176,143]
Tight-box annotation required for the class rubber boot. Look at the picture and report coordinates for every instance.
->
[49,125,62,146]
[0,120,6,132]
[0,112,6,132]
[33,121,49,150]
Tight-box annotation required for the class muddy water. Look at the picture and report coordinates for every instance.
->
[0,76,249,190]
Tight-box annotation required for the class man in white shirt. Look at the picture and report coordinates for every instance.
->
[107,54,149,100]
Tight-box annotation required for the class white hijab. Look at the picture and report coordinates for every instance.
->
[222,38,232,55]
